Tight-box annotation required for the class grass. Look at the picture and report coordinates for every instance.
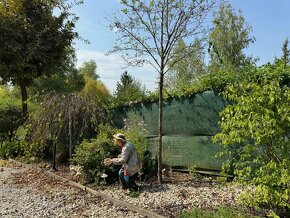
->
[178,207,259,218]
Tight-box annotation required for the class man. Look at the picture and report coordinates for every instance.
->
[104,133,139,192]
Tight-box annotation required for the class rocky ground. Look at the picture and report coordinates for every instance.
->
[0,160,143,218]
[0,160,264,218]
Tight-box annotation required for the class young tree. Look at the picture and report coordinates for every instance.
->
[208,1,255,73]
[0,0,80,113]
[27,93,107,168]
[114,71,146,104]
[110,0,218,183]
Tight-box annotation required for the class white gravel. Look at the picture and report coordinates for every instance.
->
[97,178,244,217]
[0,160,258,218]
[0,162,143,218]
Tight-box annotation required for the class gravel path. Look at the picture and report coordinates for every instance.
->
[0,161,143,218]
[0,160,261,218]
[97,177,244,217]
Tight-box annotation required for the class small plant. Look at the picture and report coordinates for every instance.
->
[140,150,157,180]
[72,124,120,184]
[123,117,157,180]
[128,191,140,198]
[0,141,24,159]
[178,207,258,218]
[123,117,148,163]
[188,165,199,178]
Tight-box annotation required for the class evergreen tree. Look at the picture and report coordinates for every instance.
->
[114,71,146,104]
[281,37,290,68]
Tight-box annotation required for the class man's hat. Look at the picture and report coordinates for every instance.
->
[113,133,126,142]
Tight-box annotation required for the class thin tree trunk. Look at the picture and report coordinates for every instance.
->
[19,79,28,114]
[158,71,164,184]
[69,114,72,161]
[52,141,57,171]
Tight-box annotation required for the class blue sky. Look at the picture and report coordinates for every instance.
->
[71,0,290,93]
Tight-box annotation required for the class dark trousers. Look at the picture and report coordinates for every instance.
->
[118,167,138,192]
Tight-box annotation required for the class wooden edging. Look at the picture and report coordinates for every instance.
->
[8,159,165,218]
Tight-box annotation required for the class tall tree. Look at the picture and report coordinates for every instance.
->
[29,47,85,96]
[208,1,255,73]
[165,38,206,92]
[79,60,99,80]
[0,0,80,113]
[79,60,112,109]
[114,71,146,104]
[110,0,217,183]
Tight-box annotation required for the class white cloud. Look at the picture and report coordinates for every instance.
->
[76,49,158,93]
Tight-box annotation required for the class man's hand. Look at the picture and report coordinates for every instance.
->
[104,158,113,166]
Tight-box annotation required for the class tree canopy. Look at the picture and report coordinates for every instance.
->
[114,71,146,104]
[0,0,80,113]
[208,1,255,73]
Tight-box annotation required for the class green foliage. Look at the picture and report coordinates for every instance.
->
[0,86,22,107]
[128,191,140,198]
[114,71,146,105]
[239,160,290,217]
[208,1,255,73]
[0,141,24,159]
[281,37,290,68]
[188,165,200,179]
[140,150,157,180]
[0,0,81,112]
[0,86,25,141]
[80,78,112,110]
[79,60,99,80]
[25,92,106,162]
[165,38,206,93]
[72,124,120,184]
[29,47,85,97]
[0,106,24,141]
[213,61,290,217]
[178,207,257,218]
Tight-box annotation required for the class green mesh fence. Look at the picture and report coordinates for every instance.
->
[147,136,228,171]
[112,91,229,171]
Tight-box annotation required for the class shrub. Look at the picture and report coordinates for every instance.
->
[72,124,120,184]
[140,150,157,180]
[0,141,24,159]
[214,61,290,217]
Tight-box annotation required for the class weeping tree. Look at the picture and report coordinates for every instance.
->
[26,93,107,170]
[109,0,218,183]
